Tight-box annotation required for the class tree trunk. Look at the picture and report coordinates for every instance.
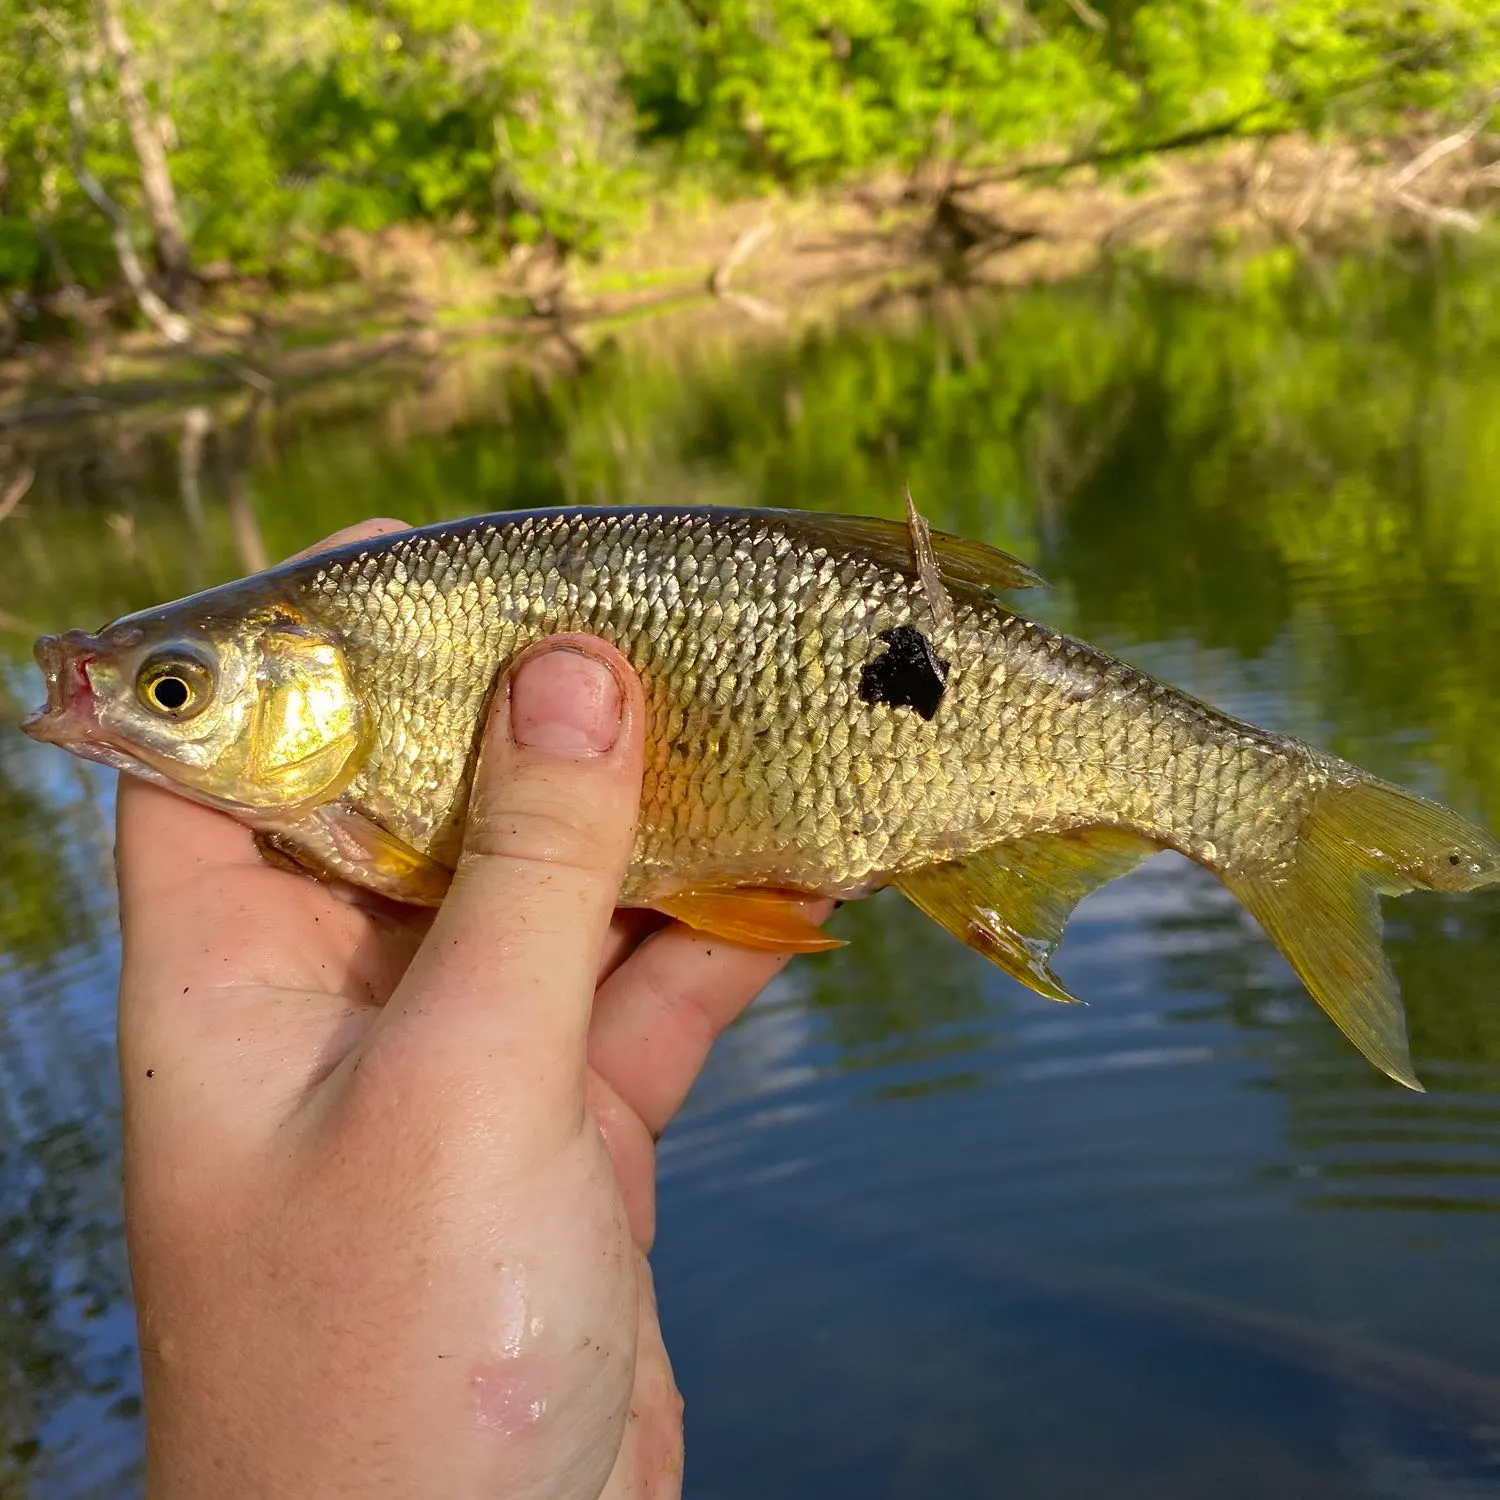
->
[94,0,192,306]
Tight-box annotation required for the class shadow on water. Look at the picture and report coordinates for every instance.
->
[7,234,1500,1494]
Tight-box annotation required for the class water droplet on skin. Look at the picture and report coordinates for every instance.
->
[495,1264,539,1358]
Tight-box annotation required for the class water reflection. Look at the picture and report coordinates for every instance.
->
[6,236,1500,1494]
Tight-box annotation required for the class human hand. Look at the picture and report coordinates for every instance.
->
[117,521,828,1500]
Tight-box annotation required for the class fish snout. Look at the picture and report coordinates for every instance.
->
[21,631,104,744]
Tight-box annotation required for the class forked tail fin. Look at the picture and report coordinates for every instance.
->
[893,779,1500,1091]
[1226,779,1500,1091]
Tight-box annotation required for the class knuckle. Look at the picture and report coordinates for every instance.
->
[465,771,627,877]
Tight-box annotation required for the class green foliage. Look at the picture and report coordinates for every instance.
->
[643,0,1126,178]
[1,0,642,298]
[1124,0,1500,138]
[2,0,1500,300]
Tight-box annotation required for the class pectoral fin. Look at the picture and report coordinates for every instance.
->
[254,802,454,906]
[654,887,845,953]
[896,827,1159,1003]
[318,804,454,904]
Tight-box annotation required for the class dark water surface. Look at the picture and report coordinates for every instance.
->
[6,241,1500,1497]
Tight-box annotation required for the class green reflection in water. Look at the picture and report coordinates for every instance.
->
[800,894,1003,1096]
[0,711,87,974]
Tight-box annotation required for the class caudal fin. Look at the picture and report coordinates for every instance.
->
[1227,779,1500,1091]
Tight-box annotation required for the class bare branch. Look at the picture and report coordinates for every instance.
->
[710,219,776,294]
[36,9,277,392]
[716,289,787,325]
[1394,190,1480,232]
[950,109,1277,193]
[1390,113,1492,191]
[711,218,786,324]
[94,0,193,303]
[1058,0,1106,33]
[49,27,193,344]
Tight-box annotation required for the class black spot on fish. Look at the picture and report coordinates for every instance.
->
[859,625,950,721]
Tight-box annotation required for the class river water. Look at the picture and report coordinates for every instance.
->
[5,240,1500,1498]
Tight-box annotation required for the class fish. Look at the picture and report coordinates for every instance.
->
[21,501,1500,1090]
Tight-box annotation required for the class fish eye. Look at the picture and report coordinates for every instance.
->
[149,675,191,711]
[136,652,215,720]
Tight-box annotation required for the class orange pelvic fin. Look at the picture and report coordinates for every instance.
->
[654,887,846,953]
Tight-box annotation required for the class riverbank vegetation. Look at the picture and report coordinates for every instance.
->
[4,0,1500,370]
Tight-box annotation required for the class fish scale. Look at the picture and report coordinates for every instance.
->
[298,508,1310,896]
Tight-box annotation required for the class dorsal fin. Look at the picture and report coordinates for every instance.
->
[780,511,1047,593]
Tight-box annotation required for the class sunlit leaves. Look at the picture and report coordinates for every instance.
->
[3,1,1500,299]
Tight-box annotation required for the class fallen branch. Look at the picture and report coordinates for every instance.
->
[1394,189,1480,232]
[949,110,1278,193]
[716,288,787,325]
[710,218,774,293]
[710,219,786,322]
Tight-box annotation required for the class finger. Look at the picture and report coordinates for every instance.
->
[587,901,835,1138]
[587,1070,659,1249]
[117,771,262,899]
[115,774,287,1014]
[598,909,670,986]
[116,774,409,1044]
[281,517,410,564]
[356,636,646,1143]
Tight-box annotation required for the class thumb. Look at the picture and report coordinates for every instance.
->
[355,635,646,1151]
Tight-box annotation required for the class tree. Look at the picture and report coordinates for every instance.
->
[93,0,191,305]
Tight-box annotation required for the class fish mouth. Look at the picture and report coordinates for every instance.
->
[21,631,106,747]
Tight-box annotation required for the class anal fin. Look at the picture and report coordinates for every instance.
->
[896,827,1159,1003]
[654,887,845,953]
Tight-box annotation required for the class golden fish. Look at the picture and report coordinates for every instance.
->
[22,502,1500,1090]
